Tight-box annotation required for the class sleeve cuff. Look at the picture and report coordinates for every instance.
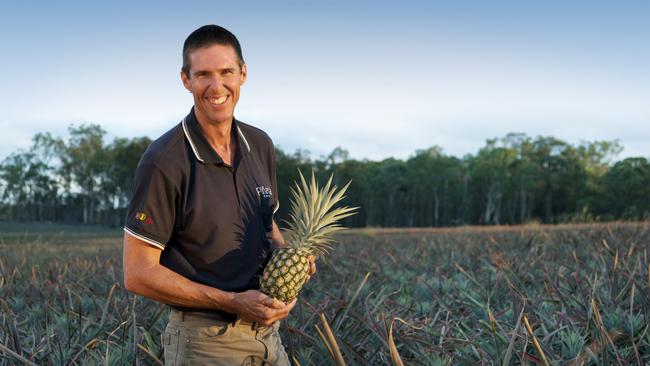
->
[124,227,166,250]
[273,201,280,214]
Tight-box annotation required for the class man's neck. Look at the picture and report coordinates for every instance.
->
[194,110,237,165]
[200,120,232,148]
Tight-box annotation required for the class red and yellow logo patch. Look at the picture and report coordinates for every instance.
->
[135,212,154,225]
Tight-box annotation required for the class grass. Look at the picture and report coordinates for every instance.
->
[0,222,649,365]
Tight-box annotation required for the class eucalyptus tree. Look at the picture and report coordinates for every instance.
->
[406,147,463,227]
[0,131,65,221]
[598,157,650,219]
[57,124,109,224]
[468,141,517,225]
[101,136,152,225]
[0,151,58,220]
[526,137,588,222]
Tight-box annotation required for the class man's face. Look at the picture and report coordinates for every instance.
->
[181,44,247,126]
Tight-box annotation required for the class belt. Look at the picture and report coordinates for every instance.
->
[170,306,238,323]
[169,307,271,331]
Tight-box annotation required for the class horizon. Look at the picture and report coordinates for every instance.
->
[2,122,640,164]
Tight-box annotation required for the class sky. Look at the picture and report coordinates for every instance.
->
[0,0,648,162]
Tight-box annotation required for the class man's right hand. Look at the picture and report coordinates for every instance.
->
[230,290,297,326]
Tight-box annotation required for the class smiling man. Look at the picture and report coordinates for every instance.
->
[122,25,310,365]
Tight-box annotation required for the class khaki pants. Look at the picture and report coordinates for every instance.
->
[164,309,290,366]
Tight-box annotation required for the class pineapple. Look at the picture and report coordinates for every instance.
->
[259,170,357,303]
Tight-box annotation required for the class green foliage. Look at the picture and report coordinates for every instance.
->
[5,223,645,364]
[0,125,150,225]
[273,136,647,227]
[559,329,586,359]
[597,158,650,219]
[0,133,61,220]
[0,128,648,226]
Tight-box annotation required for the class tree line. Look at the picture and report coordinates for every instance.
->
[1,124,649,227]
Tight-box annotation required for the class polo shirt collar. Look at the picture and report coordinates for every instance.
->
[181,107,251,165]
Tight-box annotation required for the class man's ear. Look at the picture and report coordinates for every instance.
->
[180,70,192,92]
[240,64,247,85]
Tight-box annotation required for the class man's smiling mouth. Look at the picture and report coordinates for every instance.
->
[208,95,228,105]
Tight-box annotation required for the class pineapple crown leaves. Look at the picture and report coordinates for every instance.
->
[282,170,358,256]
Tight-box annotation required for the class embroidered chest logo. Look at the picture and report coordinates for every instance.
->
[135,212,154,225]
[256,186,273,199]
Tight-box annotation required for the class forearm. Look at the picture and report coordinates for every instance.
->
[123,233,239,313]
[123,232,295,325]
[125,261,237,312]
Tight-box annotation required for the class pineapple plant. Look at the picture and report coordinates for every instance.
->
[259,170,357,303]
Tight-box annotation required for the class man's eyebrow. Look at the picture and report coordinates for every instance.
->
[193,67,237,76]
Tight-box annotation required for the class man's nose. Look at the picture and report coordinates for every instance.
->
[207,74,225,91]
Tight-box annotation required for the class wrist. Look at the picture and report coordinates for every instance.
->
[209,288,238,313]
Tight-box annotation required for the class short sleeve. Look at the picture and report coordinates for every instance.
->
[124,159,177,250]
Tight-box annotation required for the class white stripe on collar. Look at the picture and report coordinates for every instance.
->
[237,126,251,153]
[181,117,206,163]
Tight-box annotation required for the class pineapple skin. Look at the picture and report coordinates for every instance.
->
[259,247,310,303]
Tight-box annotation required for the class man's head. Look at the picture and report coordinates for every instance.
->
[181,25,247,126]
[182,25,245,77]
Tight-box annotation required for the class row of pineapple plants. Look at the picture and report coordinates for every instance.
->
[1,211,649,363]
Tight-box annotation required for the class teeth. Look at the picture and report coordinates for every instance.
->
[209,96,227,105]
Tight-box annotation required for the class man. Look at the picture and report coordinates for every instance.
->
[122,25,314,365]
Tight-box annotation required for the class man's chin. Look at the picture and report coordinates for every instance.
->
[196,108,233,125]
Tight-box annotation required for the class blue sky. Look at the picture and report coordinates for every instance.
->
[1,0,648,162]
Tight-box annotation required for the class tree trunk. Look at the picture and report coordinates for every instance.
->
[433,186,440,227]
[407,191,415,227]
[460,171,469,224]
[90,198,95,224]
[83,196,89,224]
[545,191,552,223]
[494,191,501,225]
[485,192,493,225]
[520,187,527,223]
[387,190,395,227]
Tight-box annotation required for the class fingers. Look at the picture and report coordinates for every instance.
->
[286,298,298,310]
[262,299,297,325]
[255,306,284,326]
[301,255,317,284]
[262,311,288,326]
[307,255,317,276]
[261,295,285,309]
[237,290,297,325]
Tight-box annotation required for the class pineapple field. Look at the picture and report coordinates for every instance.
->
[0,221,649,365]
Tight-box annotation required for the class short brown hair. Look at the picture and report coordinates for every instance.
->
[182,25,245,77]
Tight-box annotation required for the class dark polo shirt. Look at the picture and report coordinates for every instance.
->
[124,108,279,293]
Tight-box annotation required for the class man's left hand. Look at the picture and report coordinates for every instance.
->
[304,255,317,283]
